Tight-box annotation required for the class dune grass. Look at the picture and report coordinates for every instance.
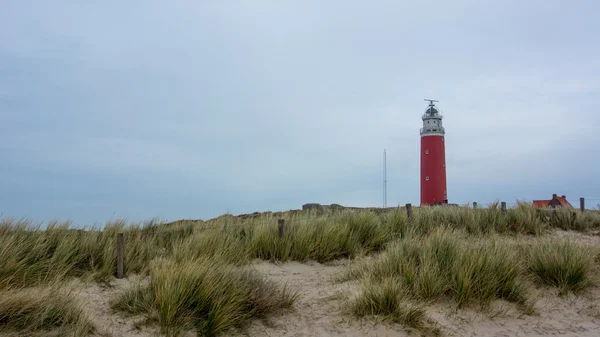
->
[0,218,193,289]
[526,238,596,293]
[341,226,596,326]
[1,204,599,335]
[249,211,392,262]
[341,228,528,308]
[349,277,437,333]
[0,284,93,336]
[1,203,597,290]
[110,257,297,337]
[550,207,600,231]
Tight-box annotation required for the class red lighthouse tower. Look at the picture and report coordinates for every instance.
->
[420,99,448,205]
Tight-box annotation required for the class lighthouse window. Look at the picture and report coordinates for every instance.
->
[426,176,429,181]
[425,150,429,154]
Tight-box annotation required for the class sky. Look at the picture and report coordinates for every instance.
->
[1,0,599,226]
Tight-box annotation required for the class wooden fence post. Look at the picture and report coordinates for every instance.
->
[278,219,285,239]
[406,203,413,218]
[117,233,124,279]
[501,202,507,214]
[580,198,585,212]
[473,202,478,209]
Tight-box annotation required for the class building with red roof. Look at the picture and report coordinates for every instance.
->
[532,194,574,209]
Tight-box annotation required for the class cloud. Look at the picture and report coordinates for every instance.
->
[1,0,599,224]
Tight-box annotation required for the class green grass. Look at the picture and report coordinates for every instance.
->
[409,201,548,235]
[1,204,597,291]
[1,204,599,336]
[550,208,600,231]
[341,228,528,308]
[110,257,297,337]
[0,284,93,336]
[526,238,596,293]
[0,218,194,289]
[350,277,428,328]
[341,226,597,328]
[248,210,391,262]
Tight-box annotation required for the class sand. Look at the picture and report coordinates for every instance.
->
[228,260,600,337]
[72,276,156,337]
[5,229,600,337]
[63,257,600,337]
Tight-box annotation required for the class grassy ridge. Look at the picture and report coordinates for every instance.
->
[1,204,599,290]
[0,204,599,336]
[0,218,194,289]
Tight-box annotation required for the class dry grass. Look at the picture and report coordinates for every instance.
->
[349,277,439,334]
[525,238,596,293]
[1,204,599,336]
[340,228,530,309]
[338,226,598,328]
[110,257,296,337]
[0,283,94,336]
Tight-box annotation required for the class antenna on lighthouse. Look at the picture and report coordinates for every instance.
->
[424,99,438,106]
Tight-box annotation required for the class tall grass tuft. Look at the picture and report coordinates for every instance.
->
[409,202,548,235]
[453,240,526,307]
[342,228,528,310]
[111,257,297,337]
[506,202,547,234]
[0,218,195,289]
[526,238,595,293]
[171,227,251,265]
[350,278,427,329]
[249,210,390,262]
[550,208,600,231]
[0,284,93,336]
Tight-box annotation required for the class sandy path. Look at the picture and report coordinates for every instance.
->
[73,277,157,337]
[228,259,414,337]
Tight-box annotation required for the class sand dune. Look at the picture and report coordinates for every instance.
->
[61,256,600,337]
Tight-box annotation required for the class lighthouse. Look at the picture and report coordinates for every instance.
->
[420,99,448,205]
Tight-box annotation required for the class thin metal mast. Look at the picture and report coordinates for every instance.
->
[383,149,387,208]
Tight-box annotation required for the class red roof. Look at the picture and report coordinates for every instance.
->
[555,197,573,208]
[533,196,573,208]
[533,200,550,208]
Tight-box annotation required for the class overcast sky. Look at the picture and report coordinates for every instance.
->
[1,0,599,225]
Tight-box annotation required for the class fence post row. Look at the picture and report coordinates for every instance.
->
[278,219,285,239]
[117,233,124,279]
[580,197,585,212]
[473,202,477,209]
[501,201,507,214]
[405,203,413,218]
